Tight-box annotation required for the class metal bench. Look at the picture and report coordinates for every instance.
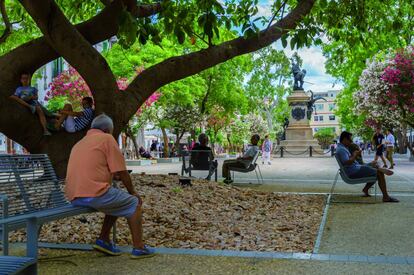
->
[331,154,378,203]
[181,150,218,181]
[0,154,95,266]
[230,151,264,184]
[0,256,36,275]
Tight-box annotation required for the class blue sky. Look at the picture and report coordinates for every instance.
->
[255,0,343,92]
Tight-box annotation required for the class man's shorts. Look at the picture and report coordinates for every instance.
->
[64,116,76,133]
[349,165,377,179]
[71,187,139,218]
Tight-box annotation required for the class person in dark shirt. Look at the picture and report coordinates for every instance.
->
[190,133,217,180]
[372,127,387,168]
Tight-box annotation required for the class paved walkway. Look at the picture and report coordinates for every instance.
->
[29,155,414,274]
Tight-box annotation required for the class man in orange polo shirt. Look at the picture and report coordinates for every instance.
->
[66,114,155,259]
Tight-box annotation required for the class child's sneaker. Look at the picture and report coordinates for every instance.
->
[92,239,122,256]
[130,245,156,259]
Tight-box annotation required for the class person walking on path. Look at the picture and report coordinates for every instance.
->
[65,114,155,259]
[372,127,388,168]
[10,73,51,136]
[261,135,272,165]
[222,134,260,184]
[336,131,398,202]
[384,129,395,169]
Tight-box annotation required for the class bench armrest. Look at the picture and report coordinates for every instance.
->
[0,193,9,218]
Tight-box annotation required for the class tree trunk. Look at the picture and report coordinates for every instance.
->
[175,131,185,154]
[125,125,140,160]
[161,127,169,158]
[396,130,407,154]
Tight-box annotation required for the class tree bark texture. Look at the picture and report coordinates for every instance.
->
[0,0,315,176]
[161,127,169,158]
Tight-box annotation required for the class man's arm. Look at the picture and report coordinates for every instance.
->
[117,170,142,207]
[342,150,360,165]
[59,110,84,117]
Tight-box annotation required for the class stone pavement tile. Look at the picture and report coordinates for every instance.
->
[310,254,330,261]
[292,253,311,260]
[386,256,408,264]
[348,255,368,263]
[328,254,349,262]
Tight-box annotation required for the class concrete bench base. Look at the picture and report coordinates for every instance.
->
[156,157,180,163]
[126,159,152,166]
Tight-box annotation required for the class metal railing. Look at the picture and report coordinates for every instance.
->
[273,146,334,158]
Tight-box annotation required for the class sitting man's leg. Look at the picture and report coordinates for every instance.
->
[222,159,245,183]
[206,160,218,180]
[55,104,77,133]
[54,104,72,129]
[35,104,51,135]
[352,165,398,202]
[376,170,398,202]
[72,187,155,258]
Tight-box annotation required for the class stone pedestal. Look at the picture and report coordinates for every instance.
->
[279,90,322,156]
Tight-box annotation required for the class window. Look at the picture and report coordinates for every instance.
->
[319,115,324,121]
[52,58,63,78]
[329,115,336,121]
[314,116,319,121]
[330,93,334,97]
[103,41,109,52]
[315,104,324,111]
[328,103,335,111]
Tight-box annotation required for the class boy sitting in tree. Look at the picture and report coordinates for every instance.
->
[10,73,52,136]
[53,97,95,133]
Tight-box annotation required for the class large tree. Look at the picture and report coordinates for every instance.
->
[0,0,317,176]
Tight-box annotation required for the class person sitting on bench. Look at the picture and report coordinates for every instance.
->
[191,133,218,180]
[54,97,94,133]
[336,131,398,202]
[222,134,260,184]
[65,114,155,259]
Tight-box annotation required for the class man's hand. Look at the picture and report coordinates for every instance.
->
[352,150,361,159]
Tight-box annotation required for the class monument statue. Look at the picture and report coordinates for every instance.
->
[306,90,327,120]
[291,58,306,90]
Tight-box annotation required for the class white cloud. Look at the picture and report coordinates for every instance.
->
[256,4,273,18]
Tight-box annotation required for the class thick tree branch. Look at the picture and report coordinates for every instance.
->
[20,0,120,114]
[0,0,12,44]
[126,0,316,102]
[0,0,161,84]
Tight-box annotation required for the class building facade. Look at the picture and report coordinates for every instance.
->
[309,90,341,137]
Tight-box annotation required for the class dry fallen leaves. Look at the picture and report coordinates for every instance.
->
[10,175,325,253]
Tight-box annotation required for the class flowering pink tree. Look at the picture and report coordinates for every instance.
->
[380,47,414,128]
[354,46,414,155]
[46,66,160,158]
